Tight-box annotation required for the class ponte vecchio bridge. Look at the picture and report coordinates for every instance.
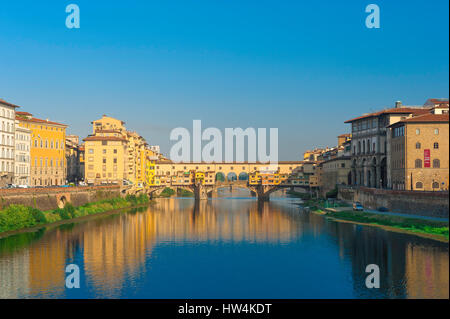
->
[133,161,318,201]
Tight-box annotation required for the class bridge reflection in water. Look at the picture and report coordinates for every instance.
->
[0,194,448,299]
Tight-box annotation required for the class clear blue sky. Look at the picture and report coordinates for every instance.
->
[0,0,448,159]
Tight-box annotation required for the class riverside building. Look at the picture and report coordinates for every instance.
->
[0,99,19,187]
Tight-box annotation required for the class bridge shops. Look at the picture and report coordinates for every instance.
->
[150,161,311,184]
[136,161,320,201]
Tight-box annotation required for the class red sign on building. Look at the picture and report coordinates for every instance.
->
[424,149,431,168]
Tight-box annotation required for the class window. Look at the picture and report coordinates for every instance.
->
[434,128,439,135]
[433,159,440,168]
[393,126,405,137]
[415,142,421,149]
[432,182,439,189]
[415,182,423,189]
[415,159,422,168]
[88,149,94,154]
[102,141,107,146]
[113,149,117,154]
[103,149,106,154]
[434,142,439,149]
[416,129,420,135]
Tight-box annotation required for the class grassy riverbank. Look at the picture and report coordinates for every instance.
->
[0,194,151,234]
[302,198,449,242]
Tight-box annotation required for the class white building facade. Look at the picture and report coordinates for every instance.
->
[0,99,19,187]
[14,120,31,186]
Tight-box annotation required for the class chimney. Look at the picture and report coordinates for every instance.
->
[395,101,402,108]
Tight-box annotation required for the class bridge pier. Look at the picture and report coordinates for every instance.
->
[194,184,209,200]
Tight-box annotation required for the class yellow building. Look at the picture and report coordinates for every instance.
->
[83,135,127,185]
[85,115,153,186]
[389,113,449,191]
[145,159,157,186]
[194,171,206,185]
[249,172,261,185]
[16,111,67,186]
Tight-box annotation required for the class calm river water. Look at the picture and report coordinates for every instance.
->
[0,190,448,299]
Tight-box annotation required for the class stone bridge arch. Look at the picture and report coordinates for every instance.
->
[56,193,70,208]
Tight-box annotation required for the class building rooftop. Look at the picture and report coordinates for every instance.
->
[0,98,21,108]
[83,136,127,142]
[345,107,431,123]
[16,112,67,127]
[388,113,449,127]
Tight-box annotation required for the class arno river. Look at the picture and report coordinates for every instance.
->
[0,190,448,299]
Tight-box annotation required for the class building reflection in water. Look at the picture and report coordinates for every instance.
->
[0,193,448,299]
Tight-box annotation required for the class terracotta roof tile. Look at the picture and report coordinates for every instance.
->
[83,136,127,142]
[17,115,67,127]
[0,99,21,108]
[389,114,449,126]
[345,107,431,123]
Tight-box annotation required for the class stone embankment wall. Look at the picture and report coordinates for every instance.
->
[338,185,449,218]
[0,186,122,211]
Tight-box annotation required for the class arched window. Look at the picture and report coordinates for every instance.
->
[433,159,440,168]
[415,182,423,189]
[434,142,439,149]
[432,182,439,189]
[415,142,421,149]
[415,159,422,168]
[434,128,439,135]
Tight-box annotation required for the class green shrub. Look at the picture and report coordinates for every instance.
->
[44,212,62,223]
[29,207,47,224]
[54,208,71,220]
[64,203,76,218]
[0,205,37,233]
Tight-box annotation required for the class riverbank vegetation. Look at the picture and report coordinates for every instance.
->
[326,210,449,241]
[0,194,150,234]
[302,198,448,242]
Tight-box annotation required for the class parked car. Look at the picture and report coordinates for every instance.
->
[17,184,29,188]
[353,202,364,211]
[78,181,87,186]
[123,179,133,186]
